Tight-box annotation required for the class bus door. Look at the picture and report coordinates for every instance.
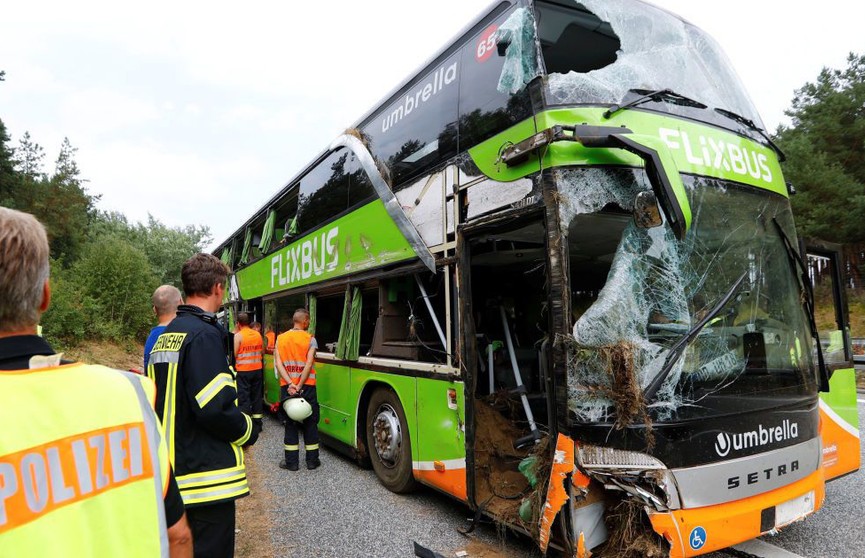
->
[462,214,556,523]
[807,240,861,480]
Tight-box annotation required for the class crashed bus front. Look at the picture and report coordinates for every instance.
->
[462,1,859,556]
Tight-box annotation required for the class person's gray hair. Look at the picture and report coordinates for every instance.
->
[152,284,183,318]
[0,207,51,333]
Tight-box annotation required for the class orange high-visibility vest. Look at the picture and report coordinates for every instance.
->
[265,331,275,351]
[275,330,316,387]
[0,363,171,556]
[235,326,263,372]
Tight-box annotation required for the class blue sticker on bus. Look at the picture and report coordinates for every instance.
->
[689,526,707,550]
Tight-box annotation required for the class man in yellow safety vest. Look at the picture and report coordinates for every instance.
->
[0,207,192,557]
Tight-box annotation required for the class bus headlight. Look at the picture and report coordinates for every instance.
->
[577,444,681,510]
[578,445,666,470]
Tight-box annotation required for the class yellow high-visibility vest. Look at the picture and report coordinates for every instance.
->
[0,362,171,557]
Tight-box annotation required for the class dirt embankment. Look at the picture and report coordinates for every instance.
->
[236,448,278,557]
[63,339,145,370]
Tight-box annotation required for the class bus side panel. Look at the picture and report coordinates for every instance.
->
[819,367,861,480]
[415,378,467,502]
[263,354,280,407]
[317,361,354,446]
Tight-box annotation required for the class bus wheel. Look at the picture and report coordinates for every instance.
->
[366,388,416,493]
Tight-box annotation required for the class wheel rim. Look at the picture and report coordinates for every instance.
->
[372,403,402,468]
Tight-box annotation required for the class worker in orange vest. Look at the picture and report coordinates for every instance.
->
[234,312,265,430]
[264,324,276,352]
[274,308,319,471]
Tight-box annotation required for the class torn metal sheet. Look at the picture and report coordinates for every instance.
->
[330,134,436,272]
[394,172,453,247]
[573,501,607,555]
[538,433,575,553]
[465,178,534,220]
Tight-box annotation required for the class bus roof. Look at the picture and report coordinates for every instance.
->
[214,0,699,256]
[214,0,513,256]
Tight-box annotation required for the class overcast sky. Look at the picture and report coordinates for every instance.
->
[2,0,863,248]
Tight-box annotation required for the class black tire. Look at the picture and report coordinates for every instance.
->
[366,387,416,493]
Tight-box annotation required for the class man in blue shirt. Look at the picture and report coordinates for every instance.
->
[144,284,183,369]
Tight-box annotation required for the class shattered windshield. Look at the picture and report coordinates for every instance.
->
[538,0,764,129]
[563,170,817,424]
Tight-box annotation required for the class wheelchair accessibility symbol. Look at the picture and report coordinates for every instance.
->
[689,526,707,550]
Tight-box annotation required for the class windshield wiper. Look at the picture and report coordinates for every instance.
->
[714,107,786,162]
[643,271,748,402]
[604,88,708,119]
[771,218,830,391]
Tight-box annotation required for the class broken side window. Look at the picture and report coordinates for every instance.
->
[535,0,620,74]
[458,5,534,150]
[561,169,818,424]
[495,7,542,95]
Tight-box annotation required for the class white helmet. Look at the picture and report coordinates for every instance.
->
[283,397,312,422]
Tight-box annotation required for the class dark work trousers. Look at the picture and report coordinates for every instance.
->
[281,384,320,466]
[236,369,264,421]
[187,500,235,558]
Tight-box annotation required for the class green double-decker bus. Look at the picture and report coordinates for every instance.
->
[215,1,860,555]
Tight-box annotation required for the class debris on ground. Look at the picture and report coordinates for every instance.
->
[600,498,668,558]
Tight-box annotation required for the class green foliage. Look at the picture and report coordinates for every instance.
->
[2,131,98,264]
[776,53,865,244]
[41,261,98,345]
[0,119,16,207]
[1,118,208,344]
[71,236,159,340]
[91,211,211,288]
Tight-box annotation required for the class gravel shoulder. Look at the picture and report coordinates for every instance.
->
[236,414,539,558]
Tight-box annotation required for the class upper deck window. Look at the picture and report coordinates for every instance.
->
[458,5,533,150]
[297,148,350,234]
[362,52,460,190]
[540,0,764,129]
[536,0,619,74]
[297,148,379,236]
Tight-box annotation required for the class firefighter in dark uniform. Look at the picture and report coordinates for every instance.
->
[147,253,260,558]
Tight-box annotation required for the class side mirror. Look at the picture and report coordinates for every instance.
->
[633,191,663,229]
[610,133,692,240]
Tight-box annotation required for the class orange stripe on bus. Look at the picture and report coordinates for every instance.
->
[648,469,825,557]
[414,468,467,502]
[0,422,154,533]
[819,407,860,481]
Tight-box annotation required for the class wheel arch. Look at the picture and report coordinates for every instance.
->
[354,377,418,472]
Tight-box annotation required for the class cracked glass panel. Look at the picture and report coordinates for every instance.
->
[496,7,542,95]
[541,0,763,128]
[563,170,818,423]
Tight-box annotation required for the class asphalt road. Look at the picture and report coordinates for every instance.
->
[705,399,865,558]
[242,401,865,558]
[242,414,538,558]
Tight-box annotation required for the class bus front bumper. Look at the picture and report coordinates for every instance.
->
[646,469,825,557]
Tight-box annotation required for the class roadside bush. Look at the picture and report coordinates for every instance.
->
[70,235,159,340]
[41,260,97,345]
